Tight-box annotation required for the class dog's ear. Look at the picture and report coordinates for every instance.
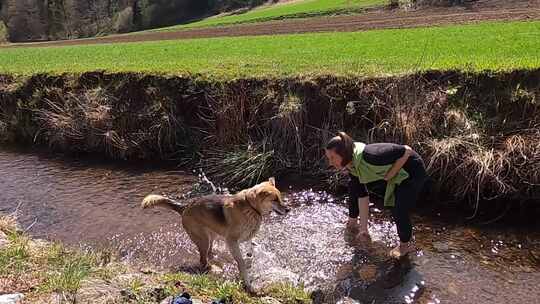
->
[258,187,282,204]
[268,177,276,186]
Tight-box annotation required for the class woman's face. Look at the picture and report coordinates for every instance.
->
[325,148,344,170]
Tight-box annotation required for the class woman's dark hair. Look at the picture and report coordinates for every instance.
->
[325,131,354,166]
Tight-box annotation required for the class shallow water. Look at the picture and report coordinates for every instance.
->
[1,146,539,303]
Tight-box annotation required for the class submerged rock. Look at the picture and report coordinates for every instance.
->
[331,239,413,303]
[247,243,301,292]
[432,241,450,252]
[250,266,300,293]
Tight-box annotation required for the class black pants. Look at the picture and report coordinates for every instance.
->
[348,154,427,243]
[390,174,427,242]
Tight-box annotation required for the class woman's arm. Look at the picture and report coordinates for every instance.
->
[358,196,370,234]
[384,145,412,181]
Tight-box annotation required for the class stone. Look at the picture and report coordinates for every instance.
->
[248,247,300,293]
[356,264,378,282]
[160,296,173,304]
[0,293,24,304]
[249,266,300,293]
[113,273,146,286]
[77,278,121,303]
[432,241,450,252]
[260,296,282,304]
[448,282,459,295]
[335,297,361,304]
[332,240,412,303]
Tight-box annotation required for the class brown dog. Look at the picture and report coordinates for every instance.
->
[141,177,289,291]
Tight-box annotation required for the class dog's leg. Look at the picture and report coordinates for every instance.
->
[208,234,215,260]
[226,239,252,291]
[247,240,254,258]
[187,233,210,270]
[183,221,211,271]
[245,240,254,269]
[196,236,211,270]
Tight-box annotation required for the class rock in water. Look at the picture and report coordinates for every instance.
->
[332,240,412,303]
[248,246,300,292]
[250,266,300,292]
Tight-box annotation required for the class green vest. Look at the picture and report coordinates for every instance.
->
[350,142,409,207]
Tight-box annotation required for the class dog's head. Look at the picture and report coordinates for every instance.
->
[246,177,290,216]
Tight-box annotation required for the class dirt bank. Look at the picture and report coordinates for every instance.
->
[0,71,539,209]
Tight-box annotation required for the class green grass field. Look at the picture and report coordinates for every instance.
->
[0,21,539,78]
[157,0,387,31]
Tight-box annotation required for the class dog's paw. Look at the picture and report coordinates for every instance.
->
[243,281,257,295]
[199,264,211,274]
[245,257,253,269]
[209,264,223,275]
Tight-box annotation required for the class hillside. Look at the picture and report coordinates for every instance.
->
[0,0,266,42]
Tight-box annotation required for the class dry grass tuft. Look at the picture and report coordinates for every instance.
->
[0,214,18,234]
[200,144,274,188]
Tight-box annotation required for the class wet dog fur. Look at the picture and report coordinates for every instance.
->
[141,177,289,291]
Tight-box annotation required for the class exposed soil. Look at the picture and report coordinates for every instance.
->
[1,70,539,206]
[3,0,539,48]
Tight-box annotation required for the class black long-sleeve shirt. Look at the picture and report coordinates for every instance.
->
[349,143,425,198]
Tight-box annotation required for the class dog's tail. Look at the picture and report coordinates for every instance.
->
[141,195,185,214]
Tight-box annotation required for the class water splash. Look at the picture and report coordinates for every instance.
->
[171,169,230,201]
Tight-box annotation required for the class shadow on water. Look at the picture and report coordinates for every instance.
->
[1,146,539,304]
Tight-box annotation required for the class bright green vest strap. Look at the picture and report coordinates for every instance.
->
[350,142,409,207]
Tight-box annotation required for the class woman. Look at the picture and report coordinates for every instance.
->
[325,132,428,258]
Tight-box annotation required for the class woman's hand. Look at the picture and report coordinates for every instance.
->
[358,226,369,236]
[384,145,412,181]
[356,228,372,244]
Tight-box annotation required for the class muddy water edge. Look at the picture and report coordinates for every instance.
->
[0,145,539,304]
